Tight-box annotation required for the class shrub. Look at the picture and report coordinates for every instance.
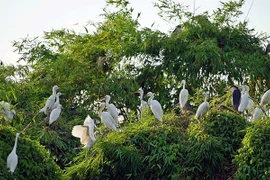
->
[185,119,225,180]
[233,118,270,180]
[64,112,186,180]
[184,111,248,179]
[0,125,62,180]
[204,111,248,157]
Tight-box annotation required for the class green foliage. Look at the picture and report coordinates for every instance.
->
[0,125,62,179]
[64,112,186,179]
[1,0,270,179]
[185,119,225,179]
[185,111,248,179]
[233,118,270,180]
[204,111,248,157]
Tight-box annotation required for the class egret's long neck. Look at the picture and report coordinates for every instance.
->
[148,95,154,105]
[204,96,207,102]
[13,134,19,153]
[98,106,104,116]
[140,91,144,102]
[105,97,110,106]
[52,88,57,96]
[55,95,60,104]
[182,81,186,89]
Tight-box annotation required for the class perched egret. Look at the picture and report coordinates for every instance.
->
[238,85,249,113]
[146,92,163,121]
[5,110,16,120]
[195,93,210,119]
[0,101,11,112]
[0,101,16,120]
[7,133,20,174]
[230,85,241,111]
[105,95,118,124]
[260,89,270,107]
[52,92,63,110]
[39,85,59,115]
[49,104,62,125]
[179,80,188,109]
[244,85,254,112]
[72,115,96,149]
[135,87,149,115]
[252,106,265,121]
[98,103,117,131]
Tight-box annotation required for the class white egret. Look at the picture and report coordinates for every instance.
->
[0,101,16,120]
[105,95,118,124]
[98,102,117,131]
[179,80,189,109]
[252,106,265,121]
[195,93,210,119]
[135,87,149,116]
[238,85,249,113]
[230,85,241,111]
[5,110,16,120]
[49,104,62,125]
[39,85,59,115]
[260,89,270,107]
[244,85,254,112]
[72,115,96,149]
[52,92,63,110]
[146,92,163,121]
[0,101,11,113]
[7,133,20,174]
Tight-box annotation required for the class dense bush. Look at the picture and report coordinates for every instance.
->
[204,111,248,157]
[0,125,62,180]
[185,118,225,179]
[64,112,187,179]
[65,110,250,180]
[233,118,270,180]
[184,110,248,179]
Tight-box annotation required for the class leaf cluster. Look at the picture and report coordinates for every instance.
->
[233,118,270,179]
[0,125,62,179]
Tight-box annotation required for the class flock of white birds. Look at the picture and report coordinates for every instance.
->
[3,81,270,174]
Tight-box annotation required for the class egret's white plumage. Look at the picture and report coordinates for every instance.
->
[49,104,62,125]
[0,101,11,112]
[5,110,16,120]
[238,85,249,113]
[7,133,20,174]
[244,85,254,112]
[0,101,16,120]
[146,92,163,121]
[98,103,117,130]
[39,85,59,115]
[260,89,270,107]
[52,92,63,110]
[72,115,96,149]
[252,106,265,121]
[105,95,118,124]
[195,93,210,119]
[135,87,149,116]
[179,80,188,109]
